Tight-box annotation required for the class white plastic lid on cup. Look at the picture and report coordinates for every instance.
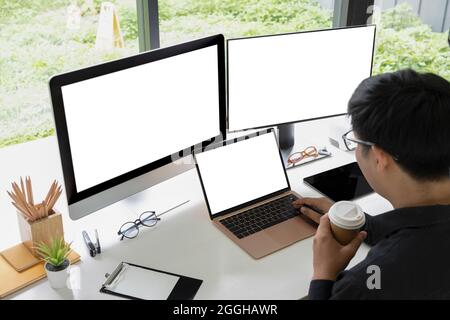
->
[328,201,365,230]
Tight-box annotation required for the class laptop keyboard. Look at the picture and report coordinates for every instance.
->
[219,195,300,239]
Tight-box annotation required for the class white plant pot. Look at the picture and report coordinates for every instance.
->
[45,260,70,289]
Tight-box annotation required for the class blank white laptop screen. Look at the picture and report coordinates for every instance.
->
[195,132,289,216]
[227,25,375,131]
[61,45,220,193]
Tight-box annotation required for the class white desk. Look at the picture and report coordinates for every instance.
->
[0,117,392,299]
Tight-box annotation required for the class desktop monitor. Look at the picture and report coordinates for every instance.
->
[49,35,226,220]
[227,25,376,131]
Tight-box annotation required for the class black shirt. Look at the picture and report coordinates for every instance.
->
[308,205,450,299]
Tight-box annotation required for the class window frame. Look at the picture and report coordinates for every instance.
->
[137,0,160,51]
[334,0,375,27]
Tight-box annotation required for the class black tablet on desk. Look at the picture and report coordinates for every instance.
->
[303,162,373,202]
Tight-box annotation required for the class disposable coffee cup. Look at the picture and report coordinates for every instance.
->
[328,201,365,245]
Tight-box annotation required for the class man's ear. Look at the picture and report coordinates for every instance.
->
[371,145,391,172]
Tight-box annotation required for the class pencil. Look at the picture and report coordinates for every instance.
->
[20,177,26,202]
[47,183,57,206]
[10,187,28,213]
[44,180,57,205]
[26,176,34,206]
[11,202,33,221]
[48,188,62,211]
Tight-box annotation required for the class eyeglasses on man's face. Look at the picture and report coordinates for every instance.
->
[342,130,375,151]
[342,130,400,161]
[118,211,161,240]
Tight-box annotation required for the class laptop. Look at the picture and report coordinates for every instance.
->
[194,129,319,259]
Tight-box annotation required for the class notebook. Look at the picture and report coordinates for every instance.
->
[100,262,202,300]
[1,243,41,272]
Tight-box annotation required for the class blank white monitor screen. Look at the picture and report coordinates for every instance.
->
[61,45,220,193]
[227,26,375,131]
[195,132,288,216]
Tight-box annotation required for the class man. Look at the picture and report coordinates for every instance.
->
[293,69,450,299]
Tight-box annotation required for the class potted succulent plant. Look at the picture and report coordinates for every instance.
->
[36,238,72,289]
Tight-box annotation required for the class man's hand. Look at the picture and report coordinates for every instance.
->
[312,214,367,281]
[293,197,334,223]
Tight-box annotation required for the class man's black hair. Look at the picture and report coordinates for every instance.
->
[348,69,450,181]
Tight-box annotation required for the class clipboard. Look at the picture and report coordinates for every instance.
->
[100,262,202,300]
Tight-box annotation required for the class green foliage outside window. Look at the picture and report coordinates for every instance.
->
[0,0,137,148]
[159,0,332,44]
[373,3,450,80]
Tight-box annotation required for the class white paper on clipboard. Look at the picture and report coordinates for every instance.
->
[104,263,180,300]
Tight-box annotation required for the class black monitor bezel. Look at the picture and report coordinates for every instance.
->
[49,34,226,205]
[194,129,291,220]
[226,24,376,132]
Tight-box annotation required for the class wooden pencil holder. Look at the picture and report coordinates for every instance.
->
[17,208,64,257]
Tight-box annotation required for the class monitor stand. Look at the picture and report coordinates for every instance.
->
[278,123,295,149]
[278,123,295,168]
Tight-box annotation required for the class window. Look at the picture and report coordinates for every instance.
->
[158,0,334,47]
[3,0,448,149]
[371,0,450,81]
[0,0,139,148]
